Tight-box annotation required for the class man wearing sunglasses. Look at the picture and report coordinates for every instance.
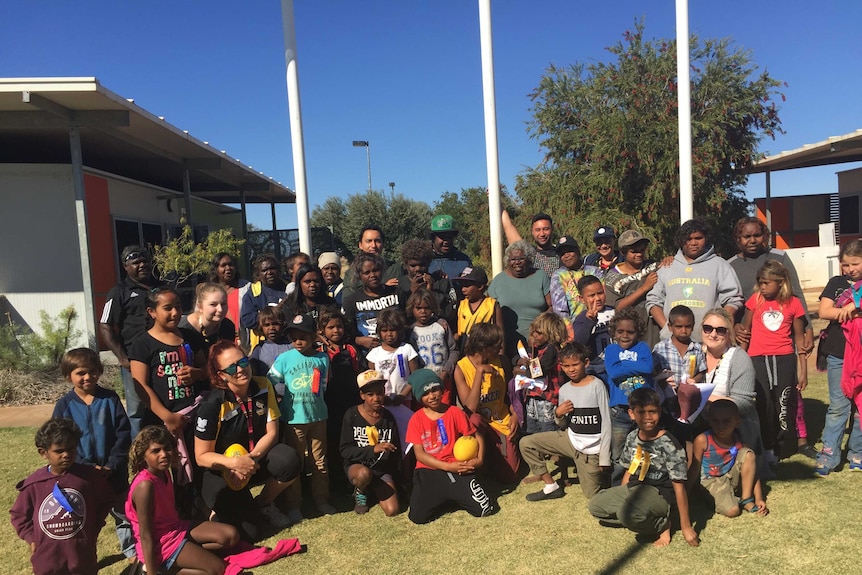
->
[645,219,743,342]
[428,214,472,280]
[99,245,163,438]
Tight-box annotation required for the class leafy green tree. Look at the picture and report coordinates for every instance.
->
[516,21,784,257]
[311,190,431,264]
[151,224,245,285]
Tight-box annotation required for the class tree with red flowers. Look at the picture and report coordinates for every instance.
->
[514,20,784,256]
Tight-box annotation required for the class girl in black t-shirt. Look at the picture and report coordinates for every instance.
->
[129,287,207,435]
[342,253,401,351]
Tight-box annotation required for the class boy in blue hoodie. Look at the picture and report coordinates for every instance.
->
[604,307,655,483]
[52,348,134,561]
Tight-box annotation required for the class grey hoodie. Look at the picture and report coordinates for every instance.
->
[645,245,743,341]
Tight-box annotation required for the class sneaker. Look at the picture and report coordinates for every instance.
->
[286,508,304,524]
[525,486,565,502]
[798,444,818,460]
[316,502,337,515]
[260,504,292,530]
[814,462,830,477]
[353,489,369,515]
[850,459,862,472]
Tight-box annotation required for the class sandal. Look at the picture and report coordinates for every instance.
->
[739,496,760,513]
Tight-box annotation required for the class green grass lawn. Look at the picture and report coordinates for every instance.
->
[1,371,858,575]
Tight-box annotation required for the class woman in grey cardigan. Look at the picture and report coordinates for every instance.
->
[700,308,763,458]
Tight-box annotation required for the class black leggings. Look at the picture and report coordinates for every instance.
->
[752,353,798,459]
[407,468,496,524]
[201,443,301,541]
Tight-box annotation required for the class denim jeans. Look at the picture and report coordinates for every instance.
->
[610,405,635,485]
[819,355,862,470]
[110,505,136,558]
[121,366,144,439]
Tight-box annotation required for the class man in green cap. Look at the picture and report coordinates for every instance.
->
[428,214,473,280]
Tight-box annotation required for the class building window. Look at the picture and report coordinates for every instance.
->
[840,195,860,235]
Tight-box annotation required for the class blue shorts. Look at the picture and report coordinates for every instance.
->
[164,538,187,570]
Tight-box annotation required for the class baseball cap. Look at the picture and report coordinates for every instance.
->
[454,266,488,285]
[593,226,616,242]
[618,230,650,249]
[356,370,386,390]
[318,252,340,268]
[431,214,458,234]
[286,314,316,334]
[555,236,581,255]
[409,369,443,401]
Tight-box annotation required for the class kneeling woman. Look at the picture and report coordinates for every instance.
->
[195,341,301,541]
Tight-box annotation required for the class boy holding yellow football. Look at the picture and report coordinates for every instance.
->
[340,370,402,516]
[406,369,497,524]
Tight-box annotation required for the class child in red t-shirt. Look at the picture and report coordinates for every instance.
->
[740,260,807,461]
[405,369,496,524]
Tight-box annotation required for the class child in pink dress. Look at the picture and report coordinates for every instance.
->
[126,426,238,575]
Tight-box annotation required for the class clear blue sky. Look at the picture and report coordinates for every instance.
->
[3,1,860,231]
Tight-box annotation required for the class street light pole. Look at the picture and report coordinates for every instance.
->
[352,140,372,192]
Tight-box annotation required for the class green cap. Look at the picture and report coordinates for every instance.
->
[409,369,443,401]
[431,214,458,233]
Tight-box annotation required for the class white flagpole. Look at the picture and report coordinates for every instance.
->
[281,0,311,254]
[676,0,693,223]
[478,0,504,277]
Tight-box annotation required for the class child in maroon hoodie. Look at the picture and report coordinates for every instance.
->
[10,418,114,575]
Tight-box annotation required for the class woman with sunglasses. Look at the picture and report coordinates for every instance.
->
[194,341,301,540]
[700,309,763,460]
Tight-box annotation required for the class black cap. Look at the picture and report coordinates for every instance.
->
[454,266,488,285]
[555,236,581,254]
[593,226,615,241]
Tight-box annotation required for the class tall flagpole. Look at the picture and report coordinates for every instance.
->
[478,0,503,277]
[676,0,693,223]
[281,0,311,254]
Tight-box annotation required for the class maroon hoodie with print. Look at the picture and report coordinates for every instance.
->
[10,463,113,575]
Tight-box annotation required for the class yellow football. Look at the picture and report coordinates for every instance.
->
[453,435,479,462]
[222,443,251,491]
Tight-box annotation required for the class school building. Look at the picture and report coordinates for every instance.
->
[749,128,862,290]
[0,77,294,349]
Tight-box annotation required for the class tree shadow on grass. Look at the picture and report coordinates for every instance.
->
[775,459,820,482]
[594,539,647,575]
[804,397,828,444]
[96,553,125,571]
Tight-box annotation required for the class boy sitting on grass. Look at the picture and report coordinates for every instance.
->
[692,399,768,517]
[406,369,497,524]
[520,342,611,501]
[11,418,115,575]
[588,388,699,548]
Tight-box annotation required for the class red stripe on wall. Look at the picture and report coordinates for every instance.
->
[84,174,115,349]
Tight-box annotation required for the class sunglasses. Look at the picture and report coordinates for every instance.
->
[220,356,250,375]
[702,324,729,336]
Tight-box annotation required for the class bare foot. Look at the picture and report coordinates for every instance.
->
[521,475,543,485]
[653,528,672,548]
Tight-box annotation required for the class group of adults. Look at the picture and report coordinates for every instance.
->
[493,210,817,462]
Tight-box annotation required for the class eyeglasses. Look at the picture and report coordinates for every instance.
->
[702,324,729,336]
[508,257,527,263]
[123,252,149,264]
[219,356,250,375]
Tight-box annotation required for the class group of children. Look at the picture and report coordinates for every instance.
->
[12,237,862,571]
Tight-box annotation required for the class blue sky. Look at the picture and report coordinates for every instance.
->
[2,1,860,231]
